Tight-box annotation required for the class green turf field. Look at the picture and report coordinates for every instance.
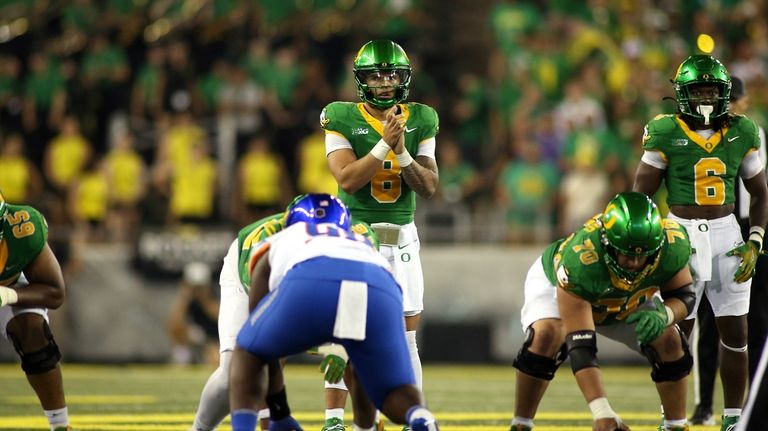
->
[0,363,724,430]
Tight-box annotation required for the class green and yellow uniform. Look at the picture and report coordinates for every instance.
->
[0,204,48,286]
[642,114,761,206]
[321,102,439,224]
[541,215,691,325]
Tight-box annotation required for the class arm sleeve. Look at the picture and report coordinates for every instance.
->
[325,131,352,156]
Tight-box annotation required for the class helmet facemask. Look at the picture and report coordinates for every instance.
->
[673,55,731,126]
[354,67,411,109]
[600,192,665,291]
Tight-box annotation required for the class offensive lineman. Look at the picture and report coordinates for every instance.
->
[0,192,74,431]
[510,192,695,431]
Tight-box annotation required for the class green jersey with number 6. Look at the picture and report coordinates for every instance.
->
[540,215,691,325]
[0,204,49,286]
[321,101,439,224]
[235,212,378,291]
[642,114,761,206]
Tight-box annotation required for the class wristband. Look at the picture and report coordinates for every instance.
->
[749,226,764,250]
[396,150,414,167]
[0,286,18,306]
[664,305,675,325]
[370,139,391,161]
[588,397,618,420]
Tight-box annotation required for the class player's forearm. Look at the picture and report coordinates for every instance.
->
[13,284,65,309]
[400,156,439,198]
[334,156,383,194]
[574,367,608,403]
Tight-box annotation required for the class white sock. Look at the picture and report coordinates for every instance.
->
[511,416,534,427]
[406,331,422,389]
[724,408,742,417]
[45,407,68,430]
[663,418,687,429]
[325,379,348,390]
[192,352,232,430]
[257,408,270,420]
[326,408,345,421]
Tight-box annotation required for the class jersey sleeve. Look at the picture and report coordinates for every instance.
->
[658,219,691,274]
[350,218,379,249]
[641,114,676,153]
[21,206,48,258]
[417,104,439,141]
[320,102,346,135]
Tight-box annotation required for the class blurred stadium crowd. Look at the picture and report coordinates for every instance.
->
[1,0,767,246]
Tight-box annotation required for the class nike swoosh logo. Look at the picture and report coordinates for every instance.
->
[728,136,740,142]
[405,127,417,133]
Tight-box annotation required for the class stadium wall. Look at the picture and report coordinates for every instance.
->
[0,244,644,364]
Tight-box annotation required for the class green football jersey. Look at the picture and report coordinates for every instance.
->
[235,212,378,292]
[321,101,439,225]
[541,215,691,325]
[0,204,49,286]
[642,114,761,206]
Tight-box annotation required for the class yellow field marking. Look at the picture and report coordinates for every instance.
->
[3,395,156,404]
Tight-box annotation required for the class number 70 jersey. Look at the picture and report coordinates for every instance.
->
[321,101,439,225]
[642,114,760,206]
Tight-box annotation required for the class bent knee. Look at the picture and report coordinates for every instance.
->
[529,319,564,355]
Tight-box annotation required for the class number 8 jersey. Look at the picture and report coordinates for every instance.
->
[322,101,439,224]
[642,113,761,206]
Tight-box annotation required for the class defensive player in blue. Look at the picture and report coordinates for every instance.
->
[228,194,439,431]
[0,192,74,431]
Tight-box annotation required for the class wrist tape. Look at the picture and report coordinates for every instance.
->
[370,140,391,161]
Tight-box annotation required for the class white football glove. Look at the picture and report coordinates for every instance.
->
[0,286,18,307]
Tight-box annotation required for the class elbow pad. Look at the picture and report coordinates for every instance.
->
[566,330,599,373]
[661,283,696,316]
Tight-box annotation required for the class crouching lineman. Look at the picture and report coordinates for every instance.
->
[510,192,696,431]
[229,193,439,431]
[190,194,380,431]
[0,193,74,431]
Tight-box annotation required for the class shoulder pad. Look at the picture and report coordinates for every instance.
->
[642,115,677,150]
[320,102,355,132]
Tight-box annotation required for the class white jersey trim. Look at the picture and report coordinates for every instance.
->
[417,137,436,159]
[325,131,353,156]
[641,150,667,170]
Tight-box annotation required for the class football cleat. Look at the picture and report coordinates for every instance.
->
[408,418,439,431]
[690,404,715,425]
[721,415,739,431]
[321,417,346,431]
[53,427,73,431]
[656,425,689,431]
[509,425,532,431]
[267,415,303,431]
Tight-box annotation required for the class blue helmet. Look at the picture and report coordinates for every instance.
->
[285,193,351,230]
